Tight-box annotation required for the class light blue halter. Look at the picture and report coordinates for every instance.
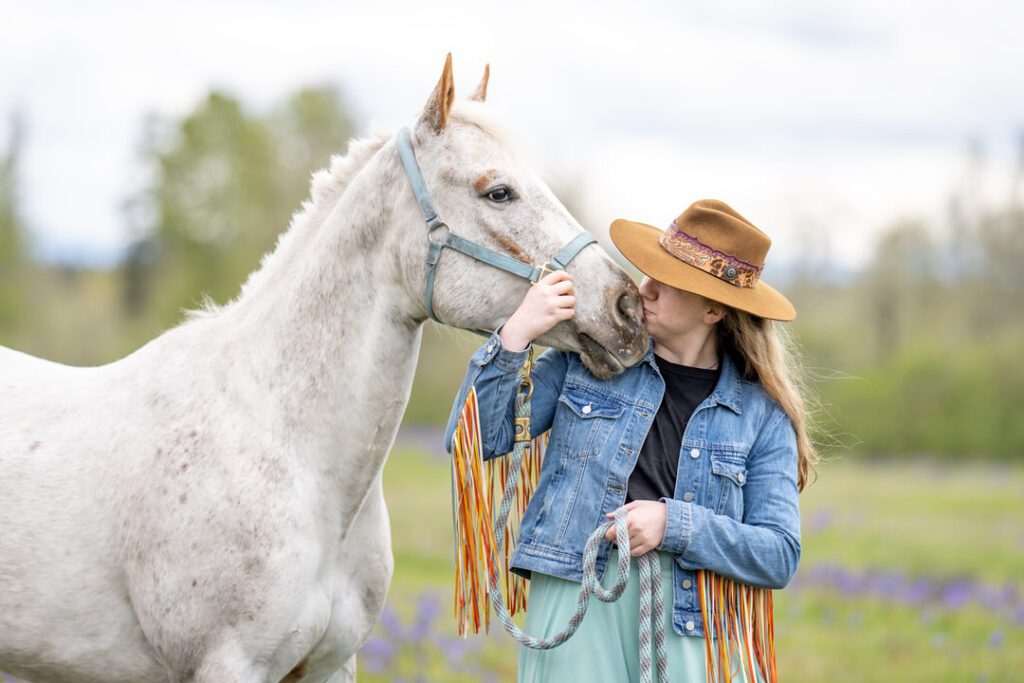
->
[395,127,597,332]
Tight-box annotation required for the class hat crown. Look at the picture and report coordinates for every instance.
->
[674,199,771,268]
[607,198,796,320]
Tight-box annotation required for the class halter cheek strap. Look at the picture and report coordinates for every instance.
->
[396,127,596,333]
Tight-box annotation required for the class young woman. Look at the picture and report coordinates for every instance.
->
[444,199,817,682]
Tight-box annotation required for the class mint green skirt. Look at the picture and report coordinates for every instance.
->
[518,550,708,683]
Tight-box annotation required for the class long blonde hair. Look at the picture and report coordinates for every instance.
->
[716,308,818,491]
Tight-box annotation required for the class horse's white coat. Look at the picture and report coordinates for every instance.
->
[0,61,646,683]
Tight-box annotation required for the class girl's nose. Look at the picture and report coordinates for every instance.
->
[638,276,656,299]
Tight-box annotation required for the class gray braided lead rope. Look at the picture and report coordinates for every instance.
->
[483,389,669,682]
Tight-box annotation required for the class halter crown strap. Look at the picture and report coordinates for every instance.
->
[396,128,444,232]
[395,126,597,331]
[547,233,597,272]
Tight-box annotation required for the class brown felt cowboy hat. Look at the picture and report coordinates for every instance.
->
[609,199,796,321]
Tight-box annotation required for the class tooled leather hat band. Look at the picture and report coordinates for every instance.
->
[658,222,763,288]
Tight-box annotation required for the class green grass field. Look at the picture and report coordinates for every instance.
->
[364,443,1024,682]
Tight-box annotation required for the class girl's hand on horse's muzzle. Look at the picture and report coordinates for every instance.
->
[500,271,575,351]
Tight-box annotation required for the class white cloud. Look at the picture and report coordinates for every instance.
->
[1,0,1021,266]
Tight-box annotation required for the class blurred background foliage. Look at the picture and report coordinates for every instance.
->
[2,86,1023,460]
[1,89,1023,682]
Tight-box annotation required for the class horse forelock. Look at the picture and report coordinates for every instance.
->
[446,102,530,162]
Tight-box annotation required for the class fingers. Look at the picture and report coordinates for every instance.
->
[553,296,576,313]
[628,531,654,556]
[604,502,664,556]
[538,270,573,286]
[547,279,574,295]
[503,270,576,346]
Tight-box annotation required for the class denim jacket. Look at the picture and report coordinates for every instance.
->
[444,331,801,637]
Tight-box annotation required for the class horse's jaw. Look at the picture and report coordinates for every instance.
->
[575,330,649,380]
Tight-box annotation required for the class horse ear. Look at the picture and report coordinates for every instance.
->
[420,53,455,133]
[468,64,489,102]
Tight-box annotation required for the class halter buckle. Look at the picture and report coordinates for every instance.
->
[531,262,557,284]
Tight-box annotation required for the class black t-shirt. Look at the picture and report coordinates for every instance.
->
[625,354,720,503]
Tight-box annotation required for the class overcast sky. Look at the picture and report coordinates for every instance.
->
[2,0,1022,271]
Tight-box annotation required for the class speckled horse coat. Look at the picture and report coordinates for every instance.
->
[0,57,646,683]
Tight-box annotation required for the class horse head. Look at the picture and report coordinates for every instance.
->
[396,55,648,378]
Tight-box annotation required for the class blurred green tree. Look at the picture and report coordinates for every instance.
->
[132,87,357,328]
[0,113,27,333]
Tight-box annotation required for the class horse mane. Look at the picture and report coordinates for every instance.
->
[185,126,393,320]
[185,103,518,322]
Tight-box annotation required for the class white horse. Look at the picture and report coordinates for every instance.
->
[0,56,647,683]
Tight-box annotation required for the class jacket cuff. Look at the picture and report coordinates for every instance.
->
[659,497,693,554]
[473,327,532,373]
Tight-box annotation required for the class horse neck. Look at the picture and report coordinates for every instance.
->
[215,146,424,486]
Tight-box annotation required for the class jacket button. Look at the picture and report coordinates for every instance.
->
[685,620,695,631]
[689,448,700,459]
[682,579,692,589]
[737,472,746,483]
[486,344,494,353]
[683,492,694,502]
[582,404,592,414]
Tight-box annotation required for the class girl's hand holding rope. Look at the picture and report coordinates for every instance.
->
[605,500,668,556]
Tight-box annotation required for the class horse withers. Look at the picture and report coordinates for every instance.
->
[0,55,647,683]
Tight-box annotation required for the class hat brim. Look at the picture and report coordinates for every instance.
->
[610,219,796,321]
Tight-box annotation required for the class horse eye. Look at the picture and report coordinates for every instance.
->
[485,186,515,203]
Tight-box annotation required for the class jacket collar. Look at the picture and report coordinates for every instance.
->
[642,339,744,415]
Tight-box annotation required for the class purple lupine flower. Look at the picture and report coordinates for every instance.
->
[377,605,403,638]
[998,581,1019,605]
[940,579,974,611]
[869,569,905,600]
[409,592,442,640]
[437,634,482,667]
[360,636,398,672]
[834,567,864,597]
[901,578,933,605]
[988,629,1005,648]
[806,507,835,532]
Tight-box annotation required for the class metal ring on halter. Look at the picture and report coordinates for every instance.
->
[428,221,451,245]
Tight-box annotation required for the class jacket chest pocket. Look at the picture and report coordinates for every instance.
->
[555,385,626,460]
[709,451,748,517]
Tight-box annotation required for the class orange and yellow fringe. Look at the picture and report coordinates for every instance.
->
[452,386,776,683]
[451,386,545,635]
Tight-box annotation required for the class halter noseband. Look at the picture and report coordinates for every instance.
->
[395,127,596,335]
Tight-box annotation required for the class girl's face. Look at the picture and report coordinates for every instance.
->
[638,276,719,344]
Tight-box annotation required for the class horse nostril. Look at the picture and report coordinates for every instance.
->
[617,291,640,323]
